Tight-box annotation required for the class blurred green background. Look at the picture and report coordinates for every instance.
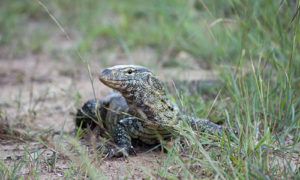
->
[1,0,299,70]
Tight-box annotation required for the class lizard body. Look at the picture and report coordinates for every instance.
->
[76,65,226,157]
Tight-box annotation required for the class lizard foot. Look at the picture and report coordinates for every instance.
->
[108,145,137,158]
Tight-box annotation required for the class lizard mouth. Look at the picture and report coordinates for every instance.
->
[99,74,132,89]
[99,77,126,83]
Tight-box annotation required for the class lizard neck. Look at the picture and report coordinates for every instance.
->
[120,80,179,125]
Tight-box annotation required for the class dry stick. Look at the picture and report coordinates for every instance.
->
[198,0,214,19]
[205,89,222,120]
[198,0,217,43]
[37,0,97,100]
[28,58,40,121]
[36,0,110,137]
[170,80,185,112]
[36,0,118,160]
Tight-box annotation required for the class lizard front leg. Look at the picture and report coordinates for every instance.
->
[109,117,138,158]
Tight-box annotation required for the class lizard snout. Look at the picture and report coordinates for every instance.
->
[99,68,122,89]
[100,68,111,77]
[99,68,111,82]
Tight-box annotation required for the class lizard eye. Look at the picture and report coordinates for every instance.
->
[127,69,133,74]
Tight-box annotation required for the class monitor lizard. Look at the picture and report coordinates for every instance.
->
[76,65,229,157]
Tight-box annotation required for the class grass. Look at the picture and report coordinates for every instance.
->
[0,0,299,179]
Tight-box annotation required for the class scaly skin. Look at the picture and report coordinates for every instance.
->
[76,65,226,157]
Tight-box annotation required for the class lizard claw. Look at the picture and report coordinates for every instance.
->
[128,145,137,156]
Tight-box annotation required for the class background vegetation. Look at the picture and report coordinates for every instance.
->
[0,0,299,179]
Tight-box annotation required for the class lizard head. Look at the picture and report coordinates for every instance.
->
[100,65,153,88]
[99,64,165,95]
